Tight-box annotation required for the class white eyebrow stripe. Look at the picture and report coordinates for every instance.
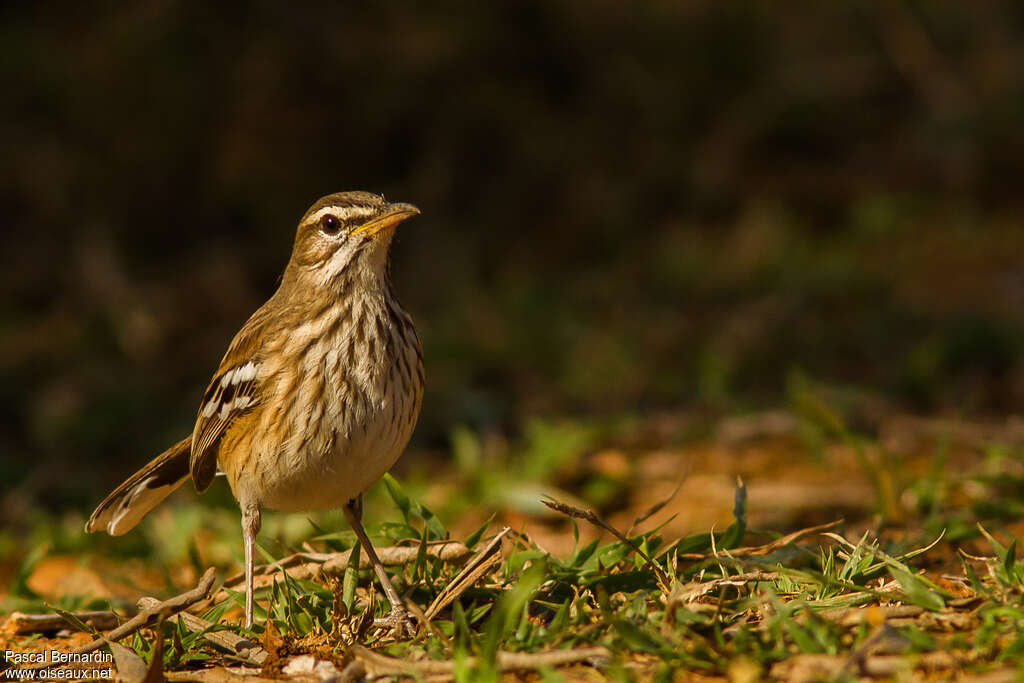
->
[307,205,377,224]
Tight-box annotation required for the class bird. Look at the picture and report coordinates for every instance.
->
[85,191,425,633]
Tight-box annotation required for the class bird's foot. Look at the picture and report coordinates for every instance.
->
[372,606,417,640]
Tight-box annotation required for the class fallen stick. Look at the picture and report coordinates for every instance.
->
[137,597,267,666]
[220,541,476,589]
[209,542,479,610]
[772,650,963,679]
[542,497,671,590]
[424,528,512,620]
[668,570,781,603]
[17,566,217,673]
[3,610,119,635]
[351,644,610,677]
[664,520,844,562]
[90,567,217,651]
[701,520,842,559]
[321,541,473,576]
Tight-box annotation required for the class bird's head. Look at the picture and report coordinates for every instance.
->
[284,191,420,291]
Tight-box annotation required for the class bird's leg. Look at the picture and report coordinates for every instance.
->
[343,495,416,638]
[241,503,262,628]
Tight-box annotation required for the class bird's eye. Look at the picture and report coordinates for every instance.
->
[320,215,342,235]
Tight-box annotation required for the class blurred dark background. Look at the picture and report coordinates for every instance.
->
[2,2,1023,520]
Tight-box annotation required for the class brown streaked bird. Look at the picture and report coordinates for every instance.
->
[86,191,425,633]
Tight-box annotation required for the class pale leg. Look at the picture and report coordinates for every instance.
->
[343,495,415,637]
[241,503,262,628]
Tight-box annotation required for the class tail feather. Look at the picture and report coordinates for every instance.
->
[85,436,192,536]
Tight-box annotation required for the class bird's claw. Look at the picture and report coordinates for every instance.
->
[373,607,417,640]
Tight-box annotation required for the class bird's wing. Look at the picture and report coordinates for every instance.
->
[190,307,273,492]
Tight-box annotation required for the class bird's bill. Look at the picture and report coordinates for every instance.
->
[350,202,421,238]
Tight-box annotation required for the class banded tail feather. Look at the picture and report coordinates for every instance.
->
[84,436,192,536]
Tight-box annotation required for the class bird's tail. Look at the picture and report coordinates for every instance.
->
[85,436,192,536]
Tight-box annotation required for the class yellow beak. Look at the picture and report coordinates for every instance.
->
[350,202,421,238]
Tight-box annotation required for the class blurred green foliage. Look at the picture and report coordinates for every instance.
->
[1,2,1023,520]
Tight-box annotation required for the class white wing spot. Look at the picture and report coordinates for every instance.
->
[234,362,257,383]
[218,395,253,419]
[204,362,259,419]
[220,361,257,388]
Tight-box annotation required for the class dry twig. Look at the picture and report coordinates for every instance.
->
[542,497,671,589]
[669,570,780,603]
[424,528,512,620]
[219,541,475,590]
[672,520,843,561]
[351,644,609,678]
[321,541,472,576]
[136,597,267,666]
[12,568,216,676]
[3,611,119,635]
